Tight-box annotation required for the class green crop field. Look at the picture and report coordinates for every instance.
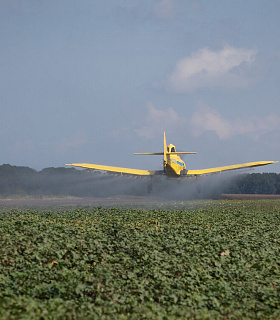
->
[0,200,280,319]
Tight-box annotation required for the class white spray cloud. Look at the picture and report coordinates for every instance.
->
[167,45,257,92]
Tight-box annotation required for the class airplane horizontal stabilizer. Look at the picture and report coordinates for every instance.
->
[134,152,197,155]
[183,161,279,175]
[66,163,156,176]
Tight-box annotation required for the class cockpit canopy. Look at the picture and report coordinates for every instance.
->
[167,144,176,153]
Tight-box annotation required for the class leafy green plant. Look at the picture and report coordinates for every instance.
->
[0,201,279,319]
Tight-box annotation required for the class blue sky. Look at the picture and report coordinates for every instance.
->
[1,0,280,173]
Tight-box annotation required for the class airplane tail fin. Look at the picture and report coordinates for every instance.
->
[134,132,197,156]
[163,131,167,169]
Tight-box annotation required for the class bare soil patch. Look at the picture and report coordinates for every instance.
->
[221,194,280,200]
[0,196,166,208]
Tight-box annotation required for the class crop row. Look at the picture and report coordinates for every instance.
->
[0,201,280,319]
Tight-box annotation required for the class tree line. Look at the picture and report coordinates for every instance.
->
[226,172,280,194]
[0,164,148,197]
[0,164,280,197]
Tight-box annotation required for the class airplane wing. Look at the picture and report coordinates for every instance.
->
[183,161,279,176]
[66,163,157,176]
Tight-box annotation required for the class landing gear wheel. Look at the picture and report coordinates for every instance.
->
[147,182,153,194]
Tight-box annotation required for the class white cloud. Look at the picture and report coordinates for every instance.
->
[136,102,280,142]
[191,104,232,139]
[9,139,35,153]
[58,131,88,152]
[135,102,184,138]
[167,45,257,92]
[190,104,280,140]
[154,0,176,19]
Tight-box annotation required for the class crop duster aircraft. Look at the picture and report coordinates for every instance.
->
[66,132,278,179]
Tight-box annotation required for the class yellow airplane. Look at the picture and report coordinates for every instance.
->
[66,132,278,177]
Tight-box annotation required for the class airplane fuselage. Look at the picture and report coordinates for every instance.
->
[165,144,186,176]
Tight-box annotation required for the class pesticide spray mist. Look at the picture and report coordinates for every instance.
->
[0,165,242,200]
[62,170,241,200]
[144,172,240,200]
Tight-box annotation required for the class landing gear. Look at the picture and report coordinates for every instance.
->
[147,177,153,194]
